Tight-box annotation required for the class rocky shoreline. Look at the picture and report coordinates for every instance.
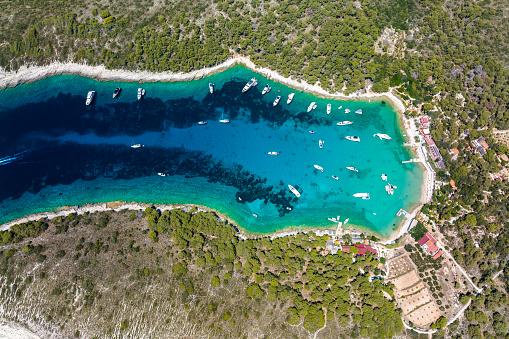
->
[0,56,405,112]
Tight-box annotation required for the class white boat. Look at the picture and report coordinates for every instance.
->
[385,184,394,195]
[253,213,258,217]
[219,112,229,123]
[286,207,292,210]
[355,109,362,114]
[242,78,258,93]
[337,121,353,126]
[353,193,370,198]
[113,87,121,98]
[198,121,207,125]
[273,96,281,107]
[338,106,342,110]
[307,102,316,113]
[319,140,324,148]
[327,104,331,114]
[131,144,143,148]
[314,165,323,172]
[288,185,301,198]
[86,91,95,105]
[313,103,317,109]
[262,84,271,95]
[267,152,279,155]
[308,131,315,134]
[345,108,350,113]
[346,167,358,172]
[158,173,166,177]
[373,133,392,140]
[137,88,145,100]
[209,83,214,94]
[363,196,370,200]
[287,93,295,104]
[381,174,388,181]
[345,136,360,142]
[328,217,338,222]
[344,218,349,224]
[331,175,339,180]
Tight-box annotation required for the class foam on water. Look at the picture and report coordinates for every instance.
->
[0,66,423,237]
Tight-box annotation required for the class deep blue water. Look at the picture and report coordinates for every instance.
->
[0,66,423,236]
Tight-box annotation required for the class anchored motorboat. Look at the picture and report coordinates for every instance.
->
[345,136,360,142]
[288,185,301,198]
[86,91,95,105]
[113,87,121,98]
[314,165,324,172]
[287,93,295,104]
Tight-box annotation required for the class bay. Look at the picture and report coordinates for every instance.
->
[0,65,423,237]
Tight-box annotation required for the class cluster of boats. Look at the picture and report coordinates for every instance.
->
[92,78,397,208]
[85,87,146,105]
[259,82,295,107]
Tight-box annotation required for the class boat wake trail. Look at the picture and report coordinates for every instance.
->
[0,149,31,166]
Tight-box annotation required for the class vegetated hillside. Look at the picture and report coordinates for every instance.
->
[0,207,402,338]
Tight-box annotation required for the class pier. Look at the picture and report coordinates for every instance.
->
[396,208,409,217]
[402,158,420,164]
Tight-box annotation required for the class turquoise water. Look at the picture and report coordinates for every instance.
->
[0,66,423,237]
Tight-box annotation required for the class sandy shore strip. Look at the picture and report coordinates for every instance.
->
[0,56,433,241]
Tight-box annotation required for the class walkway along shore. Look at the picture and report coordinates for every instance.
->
[0,56,433,241]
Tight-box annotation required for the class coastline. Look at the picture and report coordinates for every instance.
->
[0,56,431,241]
[0,200,403,242]
[0,56,405,113]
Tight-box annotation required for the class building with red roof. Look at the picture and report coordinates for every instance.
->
[351,244,377,256]
[432,250,444,260]
[424,239,435,251]
[427,244,439,255]
[341,246,350,253]
[357,247,367,255]
[417,234,430,246]
[416,233,441,259]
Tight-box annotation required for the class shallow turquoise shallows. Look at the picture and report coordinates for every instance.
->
[0,65,423,237]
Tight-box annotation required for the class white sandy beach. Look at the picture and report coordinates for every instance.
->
[0,56,432,242]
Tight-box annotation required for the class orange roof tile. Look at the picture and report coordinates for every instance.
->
[433,250,443,260]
